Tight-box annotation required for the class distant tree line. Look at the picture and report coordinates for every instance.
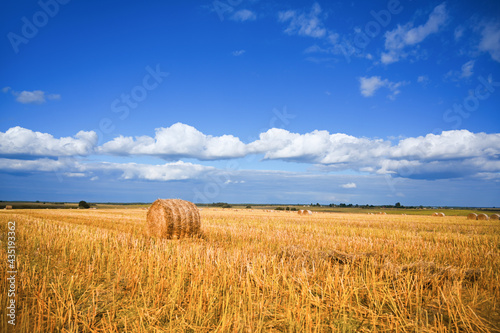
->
[210,202,232,208]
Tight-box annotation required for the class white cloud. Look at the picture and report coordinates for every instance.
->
[359,76,386,97]
[5,89,61,104]
[1,125,499,182]
[359,76,407,99]
[231,9,256,22]
[0,127,97,156]
[390,130,500,160]
[107,161,213,181]
[381,3,448,64]
[278,3,326,38]
[0,157,70,172]
[247,128,500,179]
[98,122,247,160]
[232,49,246,56]
[478,21,500,62]
[0,158,214,182]
[2,88,61,104]
[247,128,391,165]
[460,60,475,78]
[340,182,356,189]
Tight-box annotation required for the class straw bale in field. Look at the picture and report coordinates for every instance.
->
[5,205,12,210]
[490,214,499,221]
[467,213,478,220]
[477,213,489,221]
[432,212,439,216]
[146,199,200,239]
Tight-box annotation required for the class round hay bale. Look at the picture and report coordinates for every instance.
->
[305,210,312,215]
[477,213,489,221]
[437,212,445,217]
[298,210,304,215]
[146,199,200,239]
[467,213,478,220]
[432,212,439,216]
[490,214,499,220]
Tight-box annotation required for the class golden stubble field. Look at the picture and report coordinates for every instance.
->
[1,208,499,332]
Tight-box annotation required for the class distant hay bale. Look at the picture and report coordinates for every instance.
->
[467,213,478,220]
[297,210,312,216]
[146,199,201,239]
[490,214,499,220]
[432,212,439,216]
[477,213,489,221]
[437,212,445,217]
[5,205,12,210]
[298,210,304,215]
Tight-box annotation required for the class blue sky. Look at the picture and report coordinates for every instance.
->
[1,0,499,206]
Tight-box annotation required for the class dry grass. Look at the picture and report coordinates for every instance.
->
[1,208,499,332]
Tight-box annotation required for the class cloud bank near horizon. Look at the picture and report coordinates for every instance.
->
[0,123,499,181]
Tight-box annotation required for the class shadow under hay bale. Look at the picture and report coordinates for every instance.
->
[146,199,201,239]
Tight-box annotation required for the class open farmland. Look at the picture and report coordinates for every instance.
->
[1,208,500,332]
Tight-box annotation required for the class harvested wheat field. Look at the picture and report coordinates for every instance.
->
[1,208,500,332]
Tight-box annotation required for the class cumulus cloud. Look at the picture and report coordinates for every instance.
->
[98,122,247,160]
[359,76,407,99]
[231,9,256,22]
[340,182,356,189]
[247,128,391,164]
[247,128,500,179]
[1,124,499,181]
[478,21,500,62]
[0,127,97,157]
[390,130,500,160]
[3,88,61,104]
[381,3,448,64]
[278,3,327,38]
